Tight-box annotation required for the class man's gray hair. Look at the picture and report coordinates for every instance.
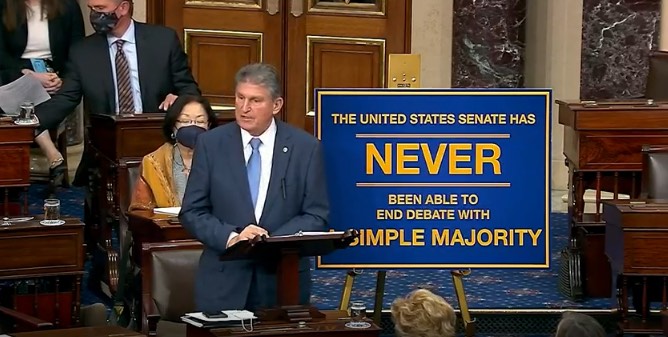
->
[235,63,283,100]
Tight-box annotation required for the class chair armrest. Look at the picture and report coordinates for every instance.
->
[142,293,161,336]
[0,306,53,330]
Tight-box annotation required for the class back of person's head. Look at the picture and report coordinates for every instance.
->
[555,312,606,337]
[391,288,456,337]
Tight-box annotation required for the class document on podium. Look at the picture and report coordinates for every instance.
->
[0,75,50,115]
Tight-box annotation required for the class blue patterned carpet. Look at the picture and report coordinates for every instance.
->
[30,184,615,311]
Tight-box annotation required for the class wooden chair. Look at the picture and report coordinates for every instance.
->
[645,51,668,100]
[0,305,52,333]
[141,241,203,337]
[640,145,668,200]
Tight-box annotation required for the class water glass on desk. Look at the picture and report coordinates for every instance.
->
[18,101,34,123]
[42,199,60,225]
[345,301,371,329]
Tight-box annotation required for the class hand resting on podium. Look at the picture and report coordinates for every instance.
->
[226,224,269,248]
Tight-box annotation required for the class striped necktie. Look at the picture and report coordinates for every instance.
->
[114,40,134,114]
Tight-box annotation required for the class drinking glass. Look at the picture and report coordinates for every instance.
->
[345,301,371,329]
[18,101,34,123]
[43,199,61,225]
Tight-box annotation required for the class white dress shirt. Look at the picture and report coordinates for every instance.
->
[107,20,143,113]
[22,3,51,60]
[227,119,277,246]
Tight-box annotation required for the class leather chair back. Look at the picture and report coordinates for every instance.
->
[646,51,668,100]
[641,145,668,199]
[141,241,203,332]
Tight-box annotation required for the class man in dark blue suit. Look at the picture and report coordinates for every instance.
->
[179,63,330,312]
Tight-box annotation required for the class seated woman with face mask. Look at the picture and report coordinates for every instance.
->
[129,95,218,211]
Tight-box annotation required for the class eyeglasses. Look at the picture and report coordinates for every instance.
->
[177,119,208,126]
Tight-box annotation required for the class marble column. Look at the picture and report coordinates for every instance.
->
[580,0,660,99]
[452,0,526,88]
[411,0,453,88]
[524,0,583,208]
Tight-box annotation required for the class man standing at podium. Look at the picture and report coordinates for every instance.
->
[180,63,329,312]
[34,0,200,186]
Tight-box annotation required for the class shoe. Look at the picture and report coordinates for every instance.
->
[49,159,67,192]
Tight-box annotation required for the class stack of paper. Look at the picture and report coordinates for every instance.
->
[153,207,181,215]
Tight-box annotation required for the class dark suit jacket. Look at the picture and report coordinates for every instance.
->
[35,21,200,132]
[179,120,330,312]
[34,21,200,185]
[0,0,84,84]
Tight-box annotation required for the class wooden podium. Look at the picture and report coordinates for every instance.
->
[220,230,359,323]
[602,200,668,336]
[557,99,668,298]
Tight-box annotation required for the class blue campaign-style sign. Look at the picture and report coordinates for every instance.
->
[314,89,552,269]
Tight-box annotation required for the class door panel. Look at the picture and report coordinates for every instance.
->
[150,0,283,113]
[286,0,410,134]
[146,0,410,131]
[184,30,263,106]
[307,0,384,15]
[307,36,385,120]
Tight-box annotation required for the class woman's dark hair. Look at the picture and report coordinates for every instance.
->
[163,95,218,144]
[3,0,65,31]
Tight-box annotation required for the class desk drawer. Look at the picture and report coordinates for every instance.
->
[624,230,668,274]
[0,146,30,186]
[0,229,83,277]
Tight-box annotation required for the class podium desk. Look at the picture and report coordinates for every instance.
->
[0,121,36,216]
[186,310,381,337]
[557,100,668,298]
[0,217,85,329]
[603,200,668,336]
[127,210,192,266]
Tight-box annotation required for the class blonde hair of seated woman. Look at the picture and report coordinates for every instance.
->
[391,288,457,337]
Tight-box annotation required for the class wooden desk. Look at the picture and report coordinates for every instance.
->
[558,100,668,298]
[186,311,381,337]
[127,210,191,266]
[87,113,232,254]
[11,325,143,337]
[0,217,84,329]
[0,122,36,216]
[603,200,668,335]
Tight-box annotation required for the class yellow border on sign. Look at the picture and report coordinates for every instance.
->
[314,89,551,269]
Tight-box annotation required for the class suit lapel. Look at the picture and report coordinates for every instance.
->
[226,123,256,219]
[92,35,115,114]
[134,22,151,110]
[260,121,293,223]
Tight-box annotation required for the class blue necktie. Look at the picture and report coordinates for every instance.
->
[247,138,262,207]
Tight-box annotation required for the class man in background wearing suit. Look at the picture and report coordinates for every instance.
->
[179,63,329,312]
[34,0,200,186]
